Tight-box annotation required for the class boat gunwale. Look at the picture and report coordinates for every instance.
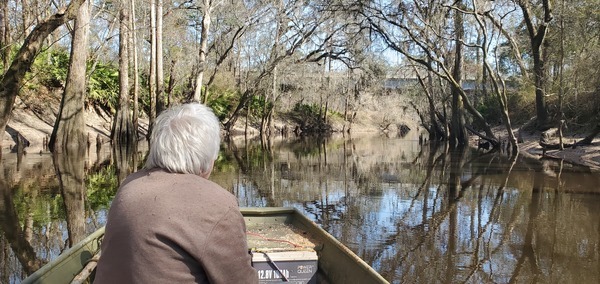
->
[22,227,105,284]
[23,207,389,284]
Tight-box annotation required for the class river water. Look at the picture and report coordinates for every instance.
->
[1,134,599,283]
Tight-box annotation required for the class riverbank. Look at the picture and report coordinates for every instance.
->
[527,135,600,171]
[475,126,600,171]
[4,96,600,172]
[2,97,116,154]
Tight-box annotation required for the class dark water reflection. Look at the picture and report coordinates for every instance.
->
[1,135,600,283]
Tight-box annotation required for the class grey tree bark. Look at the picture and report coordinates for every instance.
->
[471,1,518,151]
[193,0,213,103]
[129,0,140,140]
[449,2,468,147]
[147,0,157,138]
[414,68,446,140]
[0,0,85,149]
[156,0,165,113]
[0,0,9,71]
[49,0,90,154]
[518,0,553,130]
[112,0,135,145]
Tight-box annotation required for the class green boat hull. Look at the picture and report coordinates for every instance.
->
[22,227,104,284]
[22,207,388,284]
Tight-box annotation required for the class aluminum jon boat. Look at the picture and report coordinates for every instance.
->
[22,207,389,284]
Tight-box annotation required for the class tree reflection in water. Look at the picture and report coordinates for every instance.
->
[1,135,600,283]
[0,161,46,277]
[53,149,87,246]
[218,135,600,283]
[0,141,144,282]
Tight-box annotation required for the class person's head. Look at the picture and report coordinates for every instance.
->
[144,103,221,177]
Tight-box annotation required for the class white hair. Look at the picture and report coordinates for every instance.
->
[144,103,221,176]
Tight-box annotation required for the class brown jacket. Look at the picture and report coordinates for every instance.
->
[94,168,258,284]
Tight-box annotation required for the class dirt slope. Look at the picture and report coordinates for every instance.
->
[2,96,115,154]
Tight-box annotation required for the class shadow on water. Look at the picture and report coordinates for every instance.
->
[2,135,600,283]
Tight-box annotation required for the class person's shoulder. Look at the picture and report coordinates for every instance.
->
[175,174,236,199]
[120,168,159,184]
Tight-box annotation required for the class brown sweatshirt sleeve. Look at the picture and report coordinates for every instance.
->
[201,207,258,284]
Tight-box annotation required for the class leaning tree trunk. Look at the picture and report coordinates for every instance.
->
[49,0,90,154]
[472,1,517,152]
[0,0,85,148]
[112,0,134,145]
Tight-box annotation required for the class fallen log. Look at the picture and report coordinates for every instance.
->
[539,140,574,150]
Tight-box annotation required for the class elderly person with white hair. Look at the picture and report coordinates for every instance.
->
[94,103,258,284]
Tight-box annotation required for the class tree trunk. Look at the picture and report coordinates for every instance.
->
[193,0,212,103]
[472,1,516,151]
[113,144,137,183]
[166,60,176,107]
[519,0,552,130]
[0,0,10,71]
[449,3,468,147]
[224,89,252,132]
[112,0,134,145]
[558,0,565,150]
[156,0,165,114]
[0,0,85,148]
[415,69,445,140]
[21,0,34,37]
[147,0,157,139]
[49,0,89,154]
[129,0,139,140]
